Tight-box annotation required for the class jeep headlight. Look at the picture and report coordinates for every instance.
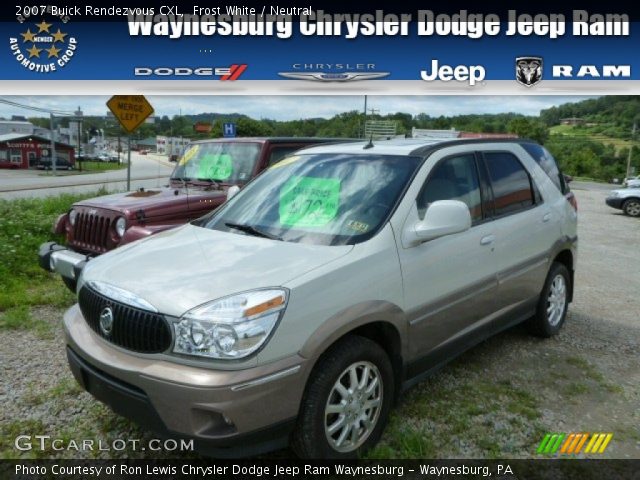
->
[173,289,287,359]
[115,216,127,237]
[69,209,78,226]
[609,190,620,197]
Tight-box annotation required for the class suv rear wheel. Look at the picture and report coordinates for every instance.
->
[527,262,570,337]
[292,336,393,458]
[622,198,640,217]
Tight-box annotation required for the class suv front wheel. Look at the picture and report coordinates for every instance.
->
[292,335,393,458]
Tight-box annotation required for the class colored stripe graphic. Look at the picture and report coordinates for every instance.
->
[221,64,247,81]
[538,433,612,455]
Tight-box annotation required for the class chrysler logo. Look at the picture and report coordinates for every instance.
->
[99,307,114,336]
[277,72,390,82]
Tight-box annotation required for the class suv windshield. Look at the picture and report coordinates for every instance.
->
[198,153,422,245]
[171,142,261,184]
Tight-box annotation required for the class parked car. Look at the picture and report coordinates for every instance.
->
[39,138,352,291]
[625,177,640,189]
[36,157,74,170]
[62,138,577,458]
[622,175,640,188]
[606,187,640,217]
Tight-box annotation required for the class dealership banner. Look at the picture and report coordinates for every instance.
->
[1,2,639,93]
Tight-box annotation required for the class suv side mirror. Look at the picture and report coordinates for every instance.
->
[412,200,471,243]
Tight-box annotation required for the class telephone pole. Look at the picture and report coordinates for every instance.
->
[626,122,637,179]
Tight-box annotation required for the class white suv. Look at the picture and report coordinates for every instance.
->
[65,138,577,458]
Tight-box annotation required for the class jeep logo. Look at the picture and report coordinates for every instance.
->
[99,307,114,336]
[420,60,485,86]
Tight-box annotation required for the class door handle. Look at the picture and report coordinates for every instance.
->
[480,234,495,246]
[543,212,552,223]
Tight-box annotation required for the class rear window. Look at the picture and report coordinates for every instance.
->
[483,152,535,217]
[521,143,567,194]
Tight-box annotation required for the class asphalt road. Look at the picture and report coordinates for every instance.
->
[0,153,175,200]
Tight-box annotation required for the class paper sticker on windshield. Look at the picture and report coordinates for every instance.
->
[347,220,370,233]
[178,145,199,166]
[197,153,233,180]
[279,176,341,227]
[269,155,300,170]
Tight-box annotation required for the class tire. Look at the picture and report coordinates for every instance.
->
[527,262,571,337]
[291,335,394,459]
[622,198,640,217]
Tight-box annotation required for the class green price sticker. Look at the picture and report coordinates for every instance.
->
[197,153,233,180]
[279,176,341,227]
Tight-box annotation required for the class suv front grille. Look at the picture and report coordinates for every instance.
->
[72,212,112,253]
[78,286,172,354]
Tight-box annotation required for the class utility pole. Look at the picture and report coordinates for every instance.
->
[74,107,83,172]
[627,122,637,179]
[363,95,367,138]
[49,113,57,176]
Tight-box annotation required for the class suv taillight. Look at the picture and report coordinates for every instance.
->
[566,192,578,212]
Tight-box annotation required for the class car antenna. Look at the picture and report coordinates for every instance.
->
[363,133,374,150]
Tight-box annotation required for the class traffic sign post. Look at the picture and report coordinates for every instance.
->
[106,95,154,190]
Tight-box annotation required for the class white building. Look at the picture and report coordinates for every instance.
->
[0,120,34,136]
[156,136,190,156]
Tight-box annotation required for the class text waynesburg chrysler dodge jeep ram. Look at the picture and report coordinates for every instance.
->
[38,137,344,292]
[64,138,577,458]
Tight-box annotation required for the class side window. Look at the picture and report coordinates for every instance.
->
[521,143,567,194]
[417,154,482,222]
[267,146,301,167]
[483,152,535,217]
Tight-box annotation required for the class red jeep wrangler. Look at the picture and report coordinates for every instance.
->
[39,137,344,290]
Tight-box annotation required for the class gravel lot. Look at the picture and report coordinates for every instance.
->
[1,184,638,459]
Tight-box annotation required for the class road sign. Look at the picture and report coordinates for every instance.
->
[106,95,154,133]
[223,122,236,138]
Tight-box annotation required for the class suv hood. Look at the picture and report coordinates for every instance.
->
[75,187,226,217]
[80,224,353,316]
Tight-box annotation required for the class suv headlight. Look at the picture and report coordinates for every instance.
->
[115,216,127,237]
[173,288,288,359]
[609,191,620,197]
[69,209,78,226]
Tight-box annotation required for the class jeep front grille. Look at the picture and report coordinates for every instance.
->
[72,212,111,253]
[78,286,172,354]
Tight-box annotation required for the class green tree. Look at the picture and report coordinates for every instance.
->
[507,118,549,144]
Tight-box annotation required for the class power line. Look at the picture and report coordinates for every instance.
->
[0,97,74,116]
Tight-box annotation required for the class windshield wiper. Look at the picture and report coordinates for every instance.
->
[195,178,222,189]
[225,222,282,241]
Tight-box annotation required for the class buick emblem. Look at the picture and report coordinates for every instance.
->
[516,56,543,87]
[99,307,114,336]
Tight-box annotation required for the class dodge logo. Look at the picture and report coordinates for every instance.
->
[99,307,114,336]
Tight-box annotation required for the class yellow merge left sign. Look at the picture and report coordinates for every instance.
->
[106,95,154,133]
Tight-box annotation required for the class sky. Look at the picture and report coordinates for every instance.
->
[0,95,597,120]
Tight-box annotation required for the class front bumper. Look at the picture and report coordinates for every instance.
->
[606,197,624,209]
[38,242,89,291]
[63,305,308,457]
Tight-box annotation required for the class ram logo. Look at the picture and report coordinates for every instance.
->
[516,57,543,87]
[552,65,631,78]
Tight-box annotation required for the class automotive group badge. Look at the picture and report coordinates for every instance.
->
[516,57,543,87]
[9,10,78,74]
